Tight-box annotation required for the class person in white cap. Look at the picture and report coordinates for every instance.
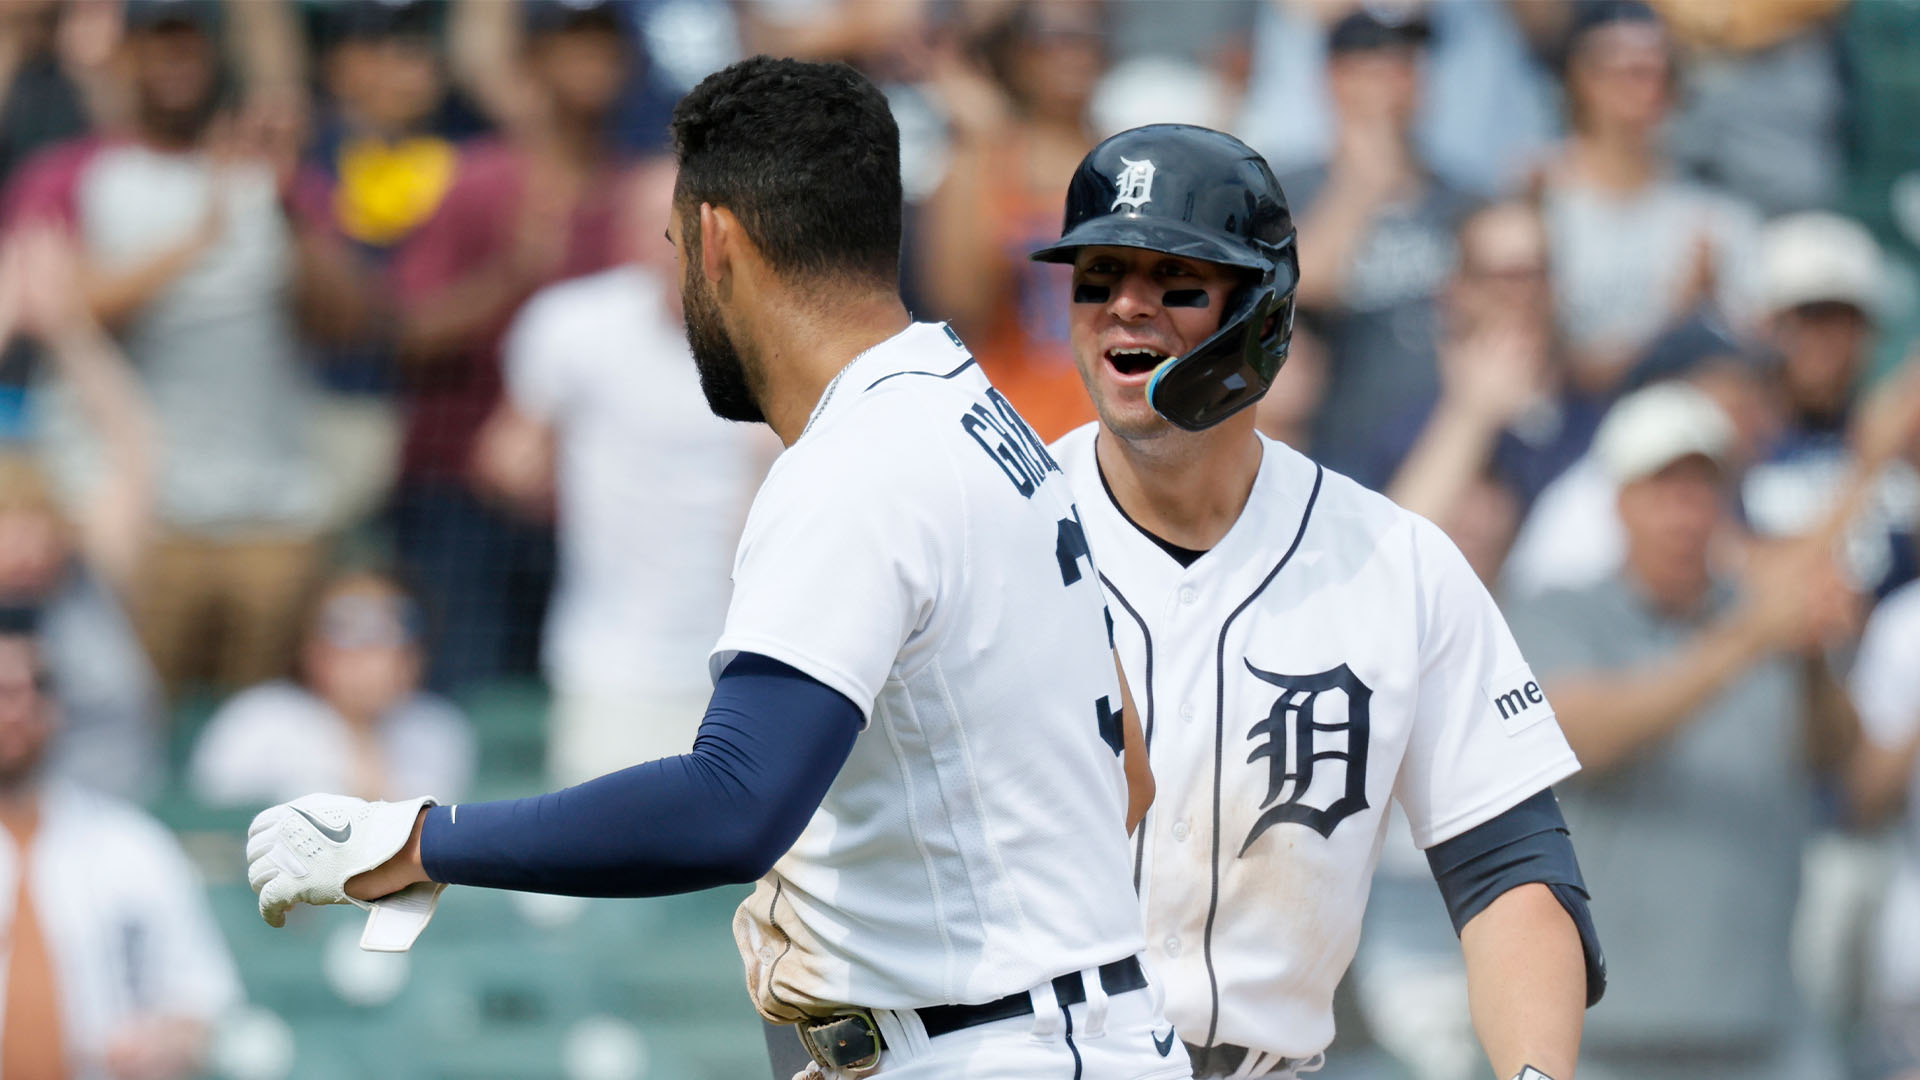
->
[1743,210,1920,597]
[1504,381,1858,1080]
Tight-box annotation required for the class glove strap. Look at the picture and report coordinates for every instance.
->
[360,880,447,952]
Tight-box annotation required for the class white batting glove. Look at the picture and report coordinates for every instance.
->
[245,793,435,929]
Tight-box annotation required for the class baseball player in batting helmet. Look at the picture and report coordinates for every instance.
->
[245,60,1184,1080]
[1035,123,1605,1080]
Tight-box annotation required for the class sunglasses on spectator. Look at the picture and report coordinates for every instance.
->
[1786,300,1867,322]
[316,594,422,649]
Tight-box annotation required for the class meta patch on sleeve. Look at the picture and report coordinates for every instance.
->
[1484,665,1554,736]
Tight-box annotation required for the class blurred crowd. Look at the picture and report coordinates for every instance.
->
[1,0,1919,1077]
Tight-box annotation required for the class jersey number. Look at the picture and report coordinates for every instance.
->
[1055,514,1093,585]
[1057,514,1125,756]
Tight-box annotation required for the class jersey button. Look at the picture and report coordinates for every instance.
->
[1164,937,1182,957]
[1179,703,1195,721]
[1178,587,1197,606]
[1171,821,1190,841]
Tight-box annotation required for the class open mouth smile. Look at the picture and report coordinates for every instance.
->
[1105,346,1172,379]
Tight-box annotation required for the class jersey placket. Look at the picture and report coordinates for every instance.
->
[1154,561,1218,977]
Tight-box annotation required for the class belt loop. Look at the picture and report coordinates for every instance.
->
[1078,965,1111,1039]
[1026,984,1063,1042]
[1142,953,1167,1016]
[872,1008,929,1061]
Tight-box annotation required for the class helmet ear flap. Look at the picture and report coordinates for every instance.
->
[1261,292,1295,355]
[1147,275,1290,431]
[1243,287,1289,385]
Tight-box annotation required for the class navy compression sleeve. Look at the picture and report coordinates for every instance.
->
[417,653,861,897]
[1427,788,1607,1006]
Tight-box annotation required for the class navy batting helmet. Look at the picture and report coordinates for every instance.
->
[1031,124,1298,431]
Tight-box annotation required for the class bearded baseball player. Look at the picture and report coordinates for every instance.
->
[243,60,1187,1079]
[1033,125,1605,1080]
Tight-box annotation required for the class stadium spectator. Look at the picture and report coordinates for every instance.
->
[0,226,162,801]
[1500,318,1776,598]
[1384,199,1602,550]
[1653,0,1847,217]
[0,0,111,441]
[1085,0,1253,136]
[3,0,364,696]
[1751,308,1920,1043]
[1742,212,1920,599]
[734,0,926,66]
[389,0,636,691]
[0,1,99,190]
[0,613,242,1079]
[1281,6,1475,482]
[919,0,1105,441]
[1506,382,1853,1080]
[474,161,771,785]
[189,568,473,806]
[293,0,470,533]
[447,0,685,154]
[1234,0,1561,197]
[1537,0,1761,391]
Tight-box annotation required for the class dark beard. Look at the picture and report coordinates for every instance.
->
[0,751,41,791]
[682,265,764,424]
[138,91,219,148]
[0,715,48,792]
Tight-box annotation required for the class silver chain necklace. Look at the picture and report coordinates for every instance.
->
[799,336,888,438]
[800,363,851,439]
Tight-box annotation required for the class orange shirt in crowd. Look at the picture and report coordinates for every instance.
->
[974,144,1096,444]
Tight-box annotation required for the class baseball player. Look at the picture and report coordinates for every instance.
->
[242,59,1189,1079]
[1031,125,1605,1080]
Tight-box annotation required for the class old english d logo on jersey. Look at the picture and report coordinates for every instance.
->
[1240,661,1372,852]
[1111,157,1156,211]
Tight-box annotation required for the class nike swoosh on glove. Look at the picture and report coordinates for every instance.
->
[246,794,436,928]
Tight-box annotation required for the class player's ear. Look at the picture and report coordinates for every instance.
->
[697,202,730,286]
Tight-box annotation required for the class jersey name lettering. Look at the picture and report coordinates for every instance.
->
[1241,660,1372,850]
[960,389,1061,498]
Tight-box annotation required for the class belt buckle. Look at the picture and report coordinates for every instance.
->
[798,1011,884,1076]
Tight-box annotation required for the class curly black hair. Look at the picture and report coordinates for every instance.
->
[670,56,902,287]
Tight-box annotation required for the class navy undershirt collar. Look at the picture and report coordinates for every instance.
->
[1096,458,1210,569]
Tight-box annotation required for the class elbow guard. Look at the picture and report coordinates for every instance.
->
[1426,788,1607,1007]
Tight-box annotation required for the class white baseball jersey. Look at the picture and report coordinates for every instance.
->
[1,781,243,1063]
[713,322,1143,1022]
[1053,425,1580,1062]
